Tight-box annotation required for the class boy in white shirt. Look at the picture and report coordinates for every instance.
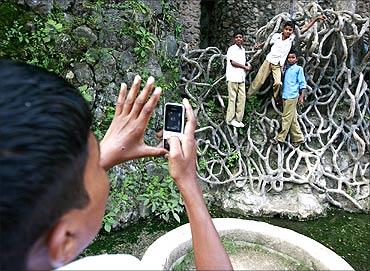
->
[226,30,252,128]
[247,16,326,99]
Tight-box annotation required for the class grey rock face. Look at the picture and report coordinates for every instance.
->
[73,26,98,48]
[23,0,53,14]
[141,0,162,16]
[146,57,163,78]
[94,51,117,84]
[102,82,119,104]
[218,186,327,220]
[55,33,74,55]
[54,0,74,10]
[99,30,119,48]
[73,62,94,85]
[120,36,136,51]
[113,50,136,72]
[160,35,178,57]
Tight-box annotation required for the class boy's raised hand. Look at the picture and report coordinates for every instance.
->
[316,15,327,21]
[254,43,264,50]
[99,75,167,170]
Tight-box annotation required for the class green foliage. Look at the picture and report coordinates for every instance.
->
[93,105,115,141]
[103,159,184,232]
[2,0,185,233]
[0,2,28,43]
[103,172,136,232]
[78,84,93,103]
[133,26,156,61]
[110,0,150,15]
[1,13,68,74]
[112,0,156,63]
[226,151,239,169]
[244,96,262,123]
[198,158,208,171]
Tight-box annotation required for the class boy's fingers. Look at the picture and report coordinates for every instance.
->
[143,146,168,157]
[137,87,162,124]
[183,98,196,136]
[168,137,183,159]
[115,83,127,117]
[122,75,141,116]
[131,76,155,117]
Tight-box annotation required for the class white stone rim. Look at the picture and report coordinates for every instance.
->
[141,218,354,270]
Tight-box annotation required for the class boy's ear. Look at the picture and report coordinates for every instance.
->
[47,219,79,268]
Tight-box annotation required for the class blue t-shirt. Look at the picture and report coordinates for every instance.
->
[282,64,306,99]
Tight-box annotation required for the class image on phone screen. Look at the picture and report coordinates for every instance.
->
[165,105,183,132]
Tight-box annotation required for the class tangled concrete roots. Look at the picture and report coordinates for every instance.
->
[177,2,369,212]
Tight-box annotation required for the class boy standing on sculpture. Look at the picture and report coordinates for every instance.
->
[272,50,305,147]
[247,16,326,99]
[225,30,252,128]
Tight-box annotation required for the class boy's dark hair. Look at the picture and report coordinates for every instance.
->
[283,21,295,29]
[0,60,92,270]
[233,30,244,38]
[288,49,298,56]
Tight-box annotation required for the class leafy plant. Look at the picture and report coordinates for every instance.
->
[226,151,239,169]
[1,15,68,74]
[133,26,156,61]
[103,159,185,232]
[78,84,93,102]
[244,96,262,124]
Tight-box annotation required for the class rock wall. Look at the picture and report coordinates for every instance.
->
[173,0,201,49]
[176,0,369,50]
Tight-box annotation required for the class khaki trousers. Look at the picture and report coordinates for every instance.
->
[247,59,282,98]
[277,98,304,143]
[226,81,245,123]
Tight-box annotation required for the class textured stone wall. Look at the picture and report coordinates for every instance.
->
[173,0,201,49]
[176,0,369,51]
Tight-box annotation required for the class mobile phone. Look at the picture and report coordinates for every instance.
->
[163,103,185,150]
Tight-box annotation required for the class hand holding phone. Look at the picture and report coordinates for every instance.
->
[163,102,185,150]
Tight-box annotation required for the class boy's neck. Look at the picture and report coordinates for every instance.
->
[281,33,289,40]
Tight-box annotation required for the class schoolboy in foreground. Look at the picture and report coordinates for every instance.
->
[247,15,326,99]
[272,50,305,147]
[225,30,252,128]
[0,60,233,270]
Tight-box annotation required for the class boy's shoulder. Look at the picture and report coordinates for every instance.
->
[227,44,245,52]
[292,64,304,73]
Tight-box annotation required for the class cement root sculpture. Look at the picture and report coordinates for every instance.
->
[177,2,369,212]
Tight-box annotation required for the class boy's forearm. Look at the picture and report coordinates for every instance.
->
[300,15,324,34]
[230,60,250,71]
[179,179,233,270]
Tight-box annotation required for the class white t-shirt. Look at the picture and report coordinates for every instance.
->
[266,33,296,66]
[226,44,246,83]
[57,254,145,270]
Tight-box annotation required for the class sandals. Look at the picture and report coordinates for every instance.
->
[292,141,304,147]
[271,138,283,145]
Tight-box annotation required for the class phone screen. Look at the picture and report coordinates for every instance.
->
[165,104,183,132]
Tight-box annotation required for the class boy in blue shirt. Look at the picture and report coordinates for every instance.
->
[272,50,305,147]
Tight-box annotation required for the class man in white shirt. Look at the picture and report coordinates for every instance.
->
[226,31,251,128]
[247,16,326,99]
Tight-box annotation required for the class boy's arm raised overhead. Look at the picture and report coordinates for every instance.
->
[300,15,327,35]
